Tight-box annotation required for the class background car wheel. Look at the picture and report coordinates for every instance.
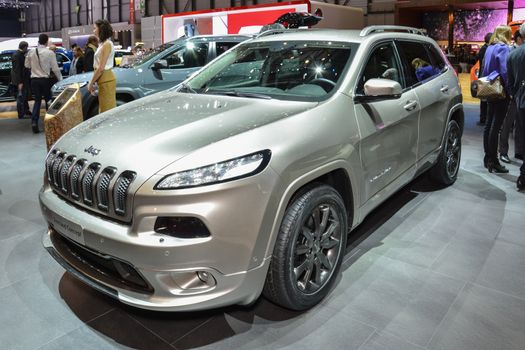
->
[263,184,348,311]
[430,119,461,185]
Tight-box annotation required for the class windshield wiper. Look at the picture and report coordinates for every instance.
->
[204,89,272,100]
[177,83,198,94]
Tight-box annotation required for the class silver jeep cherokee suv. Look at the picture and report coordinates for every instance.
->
[41,26,463,311]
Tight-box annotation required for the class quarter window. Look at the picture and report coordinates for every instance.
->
[357,42,402,94]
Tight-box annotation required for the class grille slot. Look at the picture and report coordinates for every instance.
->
[113,171,136,216]
[70,159,87,200]
[46,149,59,183]
[59,156,76,194]
[81,163,101,206]
[96,167,117,212]
[46,150,136,222]
[51,152,66,188]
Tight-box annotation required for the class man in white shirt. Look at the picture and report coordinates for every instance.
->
[25,33,62,133]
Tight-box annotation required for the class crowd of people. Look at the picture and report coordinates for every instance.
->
[9,19,117,133]
[477,23,525,190]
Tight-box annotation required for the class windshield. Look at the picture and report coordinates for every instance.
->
[185,40,354,101]
[126,41,177,67]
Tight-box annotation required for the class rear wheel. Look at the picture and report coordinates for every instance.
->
[430,119,461,185]
[263,184,348,311]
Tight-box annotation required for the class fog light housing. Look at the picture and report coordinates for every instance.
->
[154,217,210,239]
[169,271,217,291]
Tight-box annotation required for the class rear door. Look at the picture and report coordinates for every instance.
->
[354,41,420,202]
[395,40,451,161]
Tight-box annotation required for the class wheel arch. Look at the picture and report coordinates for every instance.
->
[263,161,359,262]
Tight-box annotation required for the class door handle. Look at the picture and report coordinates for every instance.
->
[440,85,449,93]
[403,100,417,111]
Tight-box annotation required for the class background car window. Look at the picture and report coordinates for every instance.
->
[216,42,239,56]
[357,42,402,94]
[396,41,439,86]
[162,43,208,69]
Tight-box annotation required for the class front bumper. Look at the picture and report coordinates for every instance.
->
[39,166,280,311]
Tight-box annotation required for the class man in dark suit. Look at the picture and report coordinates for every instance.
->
[507,24,525,190]
[84,35,98,72]
[10,41,31,119]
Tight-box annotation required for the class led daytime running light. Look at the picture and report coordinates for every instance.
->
[155,150,271,189]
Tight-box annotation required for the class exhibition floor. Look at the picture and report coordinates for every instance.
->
[1,103,524,350]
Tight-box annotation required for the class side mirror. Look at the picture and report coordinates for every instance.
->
[152,59,168,70]
[354,78,402,103]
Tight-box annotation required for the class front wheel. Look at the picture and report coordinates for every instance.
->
[430,119,461,185]
[263,184,348,311]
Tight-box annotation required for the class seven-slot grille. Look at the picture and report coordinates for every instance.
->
[45,149,136,219]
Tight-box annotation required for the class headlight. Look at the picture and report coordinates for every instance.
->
[155,150,271,190]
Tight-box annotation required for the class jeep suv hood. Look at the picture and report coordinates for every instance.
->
[54,90,316,176]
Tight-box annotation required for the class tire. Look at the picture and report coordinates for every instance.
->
[86,99,127,119]
[430,119,461,185]
[263,184,348,311]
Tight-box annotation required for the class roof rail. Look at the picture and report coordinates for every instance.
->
[256,28,305,38]
[360,26,426,37]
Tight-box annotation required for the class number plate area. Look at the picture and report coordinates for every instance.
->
[42,204,85,245]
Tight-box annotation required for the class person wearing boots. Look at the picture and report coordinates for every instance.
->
[500,29,524,164]
[507,23,525,190]
[482,26,512,174]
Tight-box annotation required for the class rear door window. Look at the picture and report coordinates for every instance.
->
[216,42,240,56]
[396,41,440,87]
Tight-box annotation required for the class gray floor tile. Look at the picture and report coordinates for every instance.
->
[325,253,464,346]
[0,212,46,241]
[84,309,175,350]
[474,240,525,300]
[359,331,426,350]
[430,229,497,282]
[428,283,525,350]
[173,314,274,350]
[0,229,56,289]
[497,223,525,247]
[122,306,215,344]
[0,268,110,350]
[38,326,135,350]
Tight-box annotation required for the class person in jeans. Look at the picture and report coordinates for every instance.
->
[500,29,524,164]
[482,26,512,173]
[10,41,31,119]
[24,34,62,133]
[507,23,525,190]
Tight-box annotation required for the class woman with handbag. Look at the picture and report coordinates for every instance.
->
[87,19,116,115]
[482,25,512,173]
